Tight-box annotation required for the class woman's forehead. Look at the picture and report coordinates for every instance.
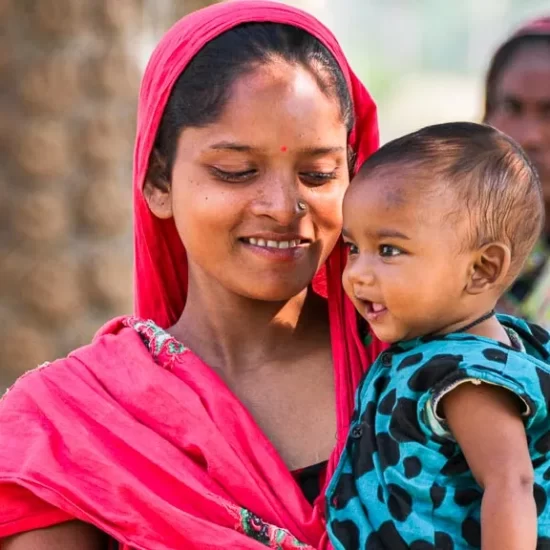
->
[176,63,348,153]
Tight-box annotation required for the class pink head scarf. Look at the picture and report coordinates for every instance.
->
[0,3,385,548]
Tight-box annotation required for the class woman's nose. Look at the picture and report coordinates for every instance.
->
[251,174,304,225]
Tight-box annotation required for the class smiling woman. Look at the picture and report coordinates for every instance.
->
[144,26,353,302]
[0,2,385,550]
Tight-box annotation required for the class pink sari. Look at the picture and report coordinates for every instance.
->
[0,2,385,548]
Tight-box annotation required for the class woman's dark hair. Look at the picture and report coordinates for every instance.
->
[484,33,550,120]
[147,23,354,190]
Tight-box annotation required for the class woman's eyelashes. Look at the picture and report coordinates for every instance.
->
[208,166,258,183]
[207,165,339,185]
[299,170,338,186]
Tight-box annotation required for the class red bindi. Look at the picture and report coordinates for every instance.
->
[280,145,287,152]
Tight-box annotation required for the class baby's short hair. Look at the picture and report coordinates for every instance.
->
[357,122,544,282]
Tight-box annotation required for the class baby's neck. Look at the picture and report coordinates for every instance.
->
[444,314,512,347]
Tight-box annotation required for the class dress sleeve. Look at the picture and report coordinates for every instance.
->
[417,348,541,440]
[0,482,72,539]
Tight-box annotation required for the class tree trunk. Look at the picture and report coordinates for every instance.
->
[0,0,219,387]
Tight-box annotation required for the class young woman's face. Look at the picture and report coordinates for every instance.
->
[487,44,550,202]
[151,61,350,302]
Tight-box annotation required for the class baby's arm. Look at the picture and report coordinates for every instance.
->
[442,382,536,550]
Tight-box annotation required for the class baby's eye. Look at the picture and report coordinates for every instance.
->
[344,242,359,256]
[379,245,402,257]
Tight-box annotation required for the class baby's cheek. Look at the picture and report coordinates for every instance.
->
[341,265,353,297]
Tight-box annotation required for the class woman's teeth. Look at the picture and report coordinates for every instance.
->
[244,238,302,249]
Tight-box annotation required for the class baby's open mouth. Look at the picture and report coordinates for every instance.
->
[367,302,386,313]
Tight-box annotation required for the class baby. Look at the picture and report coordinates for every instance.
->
[326,122,550,550]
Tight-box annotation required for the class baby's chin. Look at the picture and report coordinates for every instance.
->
[367,321,426,344]
[367,324,405,344]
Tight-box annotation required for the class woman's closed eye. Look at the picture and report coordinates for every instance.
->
[300,170,338,186]
[209,166,258,183]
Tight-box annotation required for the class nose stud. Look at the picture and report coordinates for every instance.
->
[297,200,307,212]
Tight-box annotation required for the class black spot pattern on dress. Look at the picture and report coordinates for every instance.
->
[377,484,384,503]
[544,466,550,481]
[441,453,470,476]
[529,322,550,345]
[352,402,376,476]
[389,344,407,356]
[377,432,401,470]
[365,531,385,550]
[408,354,463,392]
[534,483,547,516]
[430,430,448,444]
[331,473,357,510]
[330,519,359,549]
[389,398,426,444]
[430,482,446,510]
[533,456,547,469]
[409,541,434,550]
[376,521,409,550]
[537,537,550,550]
[461,518,481,547]
[435,532,455,550]
[378,389,397,415]
[537,368,550,404]
[403,456,422,479]
[536,432,550,455]
[482,347,508,364]
[397,352,424,371]
[373,375,390,396]
[438,442,457,459]
[387,483,413,522]
[454,488,482,507]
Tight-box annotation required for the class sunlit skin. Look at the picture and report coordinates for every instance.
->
[143,61,351,472]
[148,61,349,306]
[486,44,550,229]
[342,169,511,344]
[342,167,538,550]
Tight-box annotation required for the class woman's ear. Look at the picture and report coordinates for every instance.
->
[143,180,173,219]
[143,149,173,220]
[465,242,511,295]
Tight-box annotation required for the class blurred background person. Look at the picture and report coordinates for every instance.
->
[483,18,550,324]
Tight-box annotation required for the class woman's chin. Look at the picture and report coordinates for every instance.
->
[235,278,312,303]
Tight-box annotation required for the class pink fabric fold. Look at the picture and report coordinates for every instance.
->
[0,2,385,547]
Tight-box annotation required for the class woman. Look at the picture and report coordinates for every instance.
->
[0,2,385,549]
[484,17,550,325]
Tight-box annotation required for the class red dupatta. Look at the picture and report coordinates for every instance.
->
[0,2,385,548]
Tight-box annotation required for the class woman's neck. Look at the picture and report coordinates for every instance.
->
[169,276,325,375]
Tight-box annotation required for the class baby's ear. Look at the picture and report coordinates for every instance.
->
[465,242,511,295]
[143,150,173,220]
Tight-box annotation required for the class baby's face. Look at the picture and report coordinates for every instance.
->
[342,169,473,343]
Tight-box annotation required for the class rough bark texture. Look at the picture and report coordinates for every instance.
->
[0,0,218,385]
